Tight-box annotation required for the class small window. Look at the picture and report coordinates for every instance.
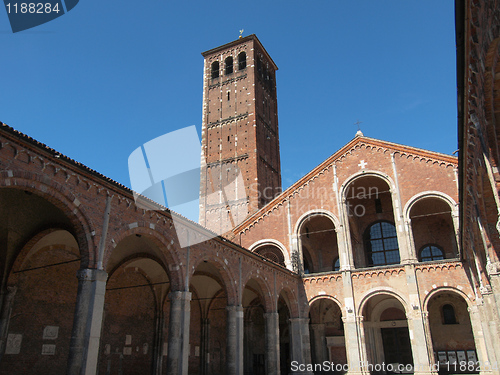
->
[238,52,246,70]
[333,257,340,271]
[225,56,233,75]
[375,198,382,213]
[303,257,310,274]
[442,304,457,324]
[419,245,444,262]
[227,92,230,101]
[211,61,219,79]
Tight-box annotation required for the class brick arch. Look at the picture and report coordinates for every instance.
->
[106,225,183,291]
[422,286,474,312]
[189,252,238,306]
[293,209,340,236]
[403,191,458,223]
[7,228,79,285]
[241,271,274,313]
[249,239,290,269]
[339,170,396,200]
[277,284,300,318]
[357,287,410,318]
[305,295,344,318]
[0,176,95,268]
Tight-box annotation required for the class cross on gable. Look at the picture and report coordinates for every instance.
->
[358,160,367,169]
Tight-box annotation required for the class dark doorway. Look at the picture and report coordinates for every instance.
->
[381,327,413,367]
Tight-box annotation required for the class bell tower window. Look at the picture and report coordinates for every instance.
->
[211,61,220,79]
[238,52,246,70]
[225,56,233,75]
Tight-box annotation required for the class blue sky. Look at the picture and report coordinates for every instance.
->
[1,1,457,193]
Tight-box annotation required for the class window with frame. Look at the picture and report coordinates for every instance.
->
[225,56,233,75]
[419,245,444,262]
[364,221,400,266]
[211,61,220,79]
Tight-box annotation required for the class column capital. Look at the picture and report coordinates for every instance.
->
[168,291,192,301]
[76,268,107,282]
[289,317,309,325]
[226,305,244,313]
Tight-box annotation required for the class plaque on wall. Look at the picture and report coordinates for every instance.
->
[123,347,132,355]
[466,350,477,362]
[437,352,448,365]
[43,326,59,340]
[5,334,22,355]
[125,335,132,345]
[448,351,457,364]
[163,342,168,356]
[41,344,56,355]
[457,351,467,363]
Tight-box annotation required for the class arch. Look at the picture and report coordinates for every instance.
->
[357,288,410,317]
[107,224,183,291]
[422,286,474,312]
[277,285,300,318]
[340,170,397,200]
[418,244,445,262]
[307,294,344,317]
[403,191,458,222]
[190,254,239,306]
[241,273,274,313]
[363,220,400,266]
[249,239,290,269]
[0,178,95,268]
[293,209,340,236]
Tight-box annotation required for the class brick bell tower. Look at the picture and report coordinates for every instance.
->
[199,34,281,233]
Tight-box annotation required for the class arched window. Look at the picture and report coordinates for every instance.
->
[333,257,340,271]
[225,56,233,75]
[419,245,444,262]
[238,52,246,70]
[442,304,457,324]
[211,61,219,79]
[364,221,400,266]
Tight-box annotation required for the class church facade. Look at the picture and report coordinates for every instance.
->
[0,1,499,375]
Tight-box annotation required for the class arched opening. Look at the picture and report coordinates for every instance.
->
[253,244,285,267]
[225,56,233,75]
[0,188,81,374]
[298,215,339,274]
[362,294,413,371]
[243,278,267,375]
[344,176,398,268]
[427,292,476,369]
[238,52,246,70]
[190,260,229,375]
[409,197,458,261]
[100,235,169,375]
[309,298,346,368]
[211,61,220,79]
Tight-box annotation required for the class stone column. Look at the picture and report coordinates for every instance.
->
[289,318,313,375]
[66,268,108,375]
[264,312,280,375]
[166,291,191,375]
[310,323,327,364]
[244,321,253,375]
[0,286,16,363]
[226,305,244,375]
[200,318,210,375]
[407,311,436,375]
[342,315,368,375]
[468,303,499,373]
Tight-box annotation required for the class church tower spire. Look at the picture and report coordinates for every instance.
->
[199,35,281,233]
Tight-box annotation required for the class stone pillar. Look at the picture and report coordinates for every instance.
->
[166,291,191,375]
[407,311,436,375]
[244,321,253,375]
[226,305,244,375]
[200,318,210,375]
[289,318,313,375]
[0,286,16,362]
[310,323,326,364]
[66,268,108,375]
[343,316,368,375]
[264,312,280,375]
[469,303,499,373]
